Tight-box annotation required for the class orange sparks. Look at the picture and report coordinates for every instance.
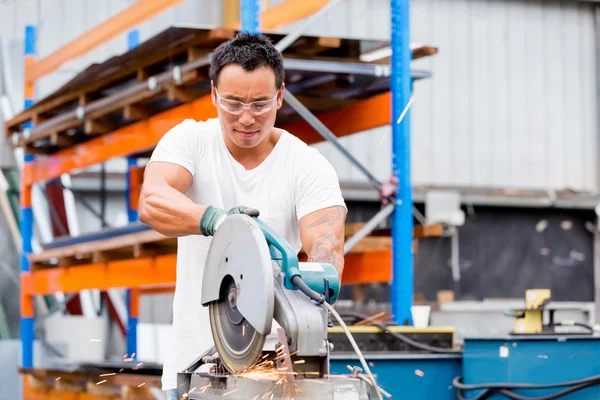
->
[96,380,107,385]
[55,377,61,381]
[415,369,424,377]
[293,360,305,364]
[100,373,115,377]
[119,368,124,372]
[138,383,145,387]
[124,357,134,362]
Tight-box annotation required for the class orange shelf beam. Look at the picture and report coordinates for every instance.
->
[25,92,390,185]
[22,250,390,296]
[281,91,391,144]
[25,0,187,83]
[21,255,177,296]
[341,250,391,285]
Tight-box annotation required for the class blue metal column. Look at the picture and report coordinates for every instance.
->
[125,29,139,223]
[126,28,139,360]
[390,0,414,325]
[241,0,261,33]
[20,25,37,369]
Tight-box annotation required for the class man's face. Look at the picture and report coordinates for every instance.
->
[212,64,283,150]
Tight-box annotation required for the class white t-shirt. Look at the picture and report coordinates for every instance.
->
[147,117,346,390]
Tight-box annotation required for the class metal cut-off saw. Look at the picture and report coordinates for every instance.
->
[176,214,388,400]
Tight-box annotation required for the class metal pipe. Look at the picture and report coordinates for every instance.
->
[26,55,211,142]
[274,0,345,53]
[282,89,383,192]
[390,0,414,326]
[284,58,389,76]
[344,203,395,255]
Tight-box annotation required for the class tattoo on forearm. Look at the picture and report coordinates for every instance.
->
[306,207,344,229]
[307,232,340,270]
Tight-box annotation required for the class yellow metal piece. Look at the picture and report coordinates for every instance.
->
[328,326,455,334]
[512,289,551,334]
[525,289,551,309]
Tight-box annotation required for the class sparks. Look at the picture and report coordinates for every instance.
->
[138,383,145,388]
[223,389,239,396]
[99,373,115,377]
[293,360,305,364]
[96,380,107,385]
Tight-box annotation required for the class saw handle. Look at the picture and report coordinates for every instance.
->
[253,217,301,289]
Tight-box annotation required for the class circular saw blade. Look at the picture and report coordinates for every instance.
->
[209,278,266,374]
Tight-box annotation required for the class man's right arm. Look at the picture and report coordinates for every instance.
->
[138,161,206,237]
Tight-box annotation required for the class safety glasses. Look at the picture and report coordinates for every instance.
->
[214,87,279,116]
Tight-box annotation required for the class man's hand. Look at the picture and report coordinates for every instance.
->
[299,206,347,279]
[199,205,260,236]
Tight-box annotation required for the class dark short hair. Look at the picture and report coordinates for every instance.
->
[209,31,285,89]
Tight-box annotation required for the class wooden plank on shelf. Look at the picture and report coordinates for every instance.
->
[21,368,162,393]
[344,222,444,239]
[28,229,173,270]
[414,223,444,237]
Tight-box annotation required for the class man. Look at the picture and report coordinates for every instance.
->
[138,32,347,399]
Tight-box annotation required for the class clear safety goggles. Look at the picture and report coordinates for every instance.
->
[214,88,279,116]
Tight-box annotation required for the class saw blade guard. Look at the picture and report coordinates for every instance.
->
[201,214,274,336]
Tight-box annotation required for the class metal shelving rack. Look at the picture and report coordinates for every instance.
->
[11,0,416,387]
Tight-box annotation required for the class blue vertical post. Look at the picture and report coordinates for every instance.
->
[390,0,413,325]
[126,29,139,359]
[21,25,37,369]
[125,29,139,223]
[240,0,261,33]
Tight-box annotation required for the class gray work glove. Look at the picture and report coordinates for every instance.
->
[199,205,260,236]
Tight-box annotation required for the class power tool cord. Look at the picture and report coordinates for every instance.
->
[289,276,383,400]
[453,374,600,400]
[335,310,463,354]
[324,302,384,400]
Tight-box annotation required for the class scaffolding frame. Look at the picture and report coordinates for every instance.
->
[13,0,415,376]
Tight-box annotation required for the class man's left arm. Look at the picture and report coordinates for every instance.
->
[299,205,347,278]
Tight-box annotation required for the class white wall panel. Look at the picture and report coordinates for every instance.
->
[0,0,222,103]
[277,0,600,193]
[1,0,599,195]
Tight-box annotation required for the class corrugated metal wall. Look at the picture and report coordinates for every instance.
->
[275,0,599,193]
[1,0,597,193]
